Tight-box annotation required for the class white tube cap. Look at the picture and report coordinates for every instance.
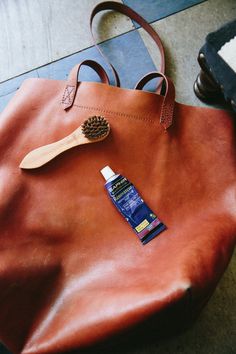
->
[100,166,115,181]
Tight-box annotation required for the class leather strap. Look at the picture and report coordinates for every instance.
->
[135,72,175,129]
[90,1,165,87]
[62,2,167,110]
[62,60,110,110]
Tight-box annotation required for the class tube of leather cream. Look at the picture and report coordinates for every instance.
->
[100,166,166,245]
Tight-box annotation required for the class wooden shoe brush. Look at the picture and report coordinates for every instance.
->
[20,116,110,169]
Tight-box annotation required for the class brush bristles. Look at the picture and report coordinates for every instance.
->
[82,116,110,140]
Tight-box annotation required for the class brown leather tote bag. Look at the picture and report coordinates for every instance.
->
[0,2,235,354]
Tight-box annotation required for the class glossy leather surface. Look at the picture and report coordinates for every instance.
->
[0,69,235,353]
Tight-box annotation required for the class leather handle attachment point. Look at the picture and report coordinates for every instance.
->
[62,60,110,110]
[135,72,175,129]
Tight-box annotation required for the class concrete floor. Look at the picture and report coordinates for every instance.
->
[0,0,235,353]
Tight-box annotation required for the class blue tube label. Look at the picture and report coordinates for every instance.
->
[105,175,166,244]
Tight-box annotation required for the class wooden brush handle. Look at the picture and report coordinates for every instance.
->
[20,118,110,169]
[20,131,85,169]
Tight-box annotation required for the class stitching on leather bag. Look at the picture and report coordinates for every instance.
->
[160,102,174,127]
[73,104,155,122]
[62,85,76,105]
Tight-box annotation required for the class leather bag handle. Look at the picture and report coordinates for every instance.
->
[62,59,110,110]
[62,2,167,110]
[135,72,175,129]
[90,1,165,87]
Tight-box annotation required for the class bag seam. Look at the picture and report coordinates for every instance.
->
[73,104,157,123]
